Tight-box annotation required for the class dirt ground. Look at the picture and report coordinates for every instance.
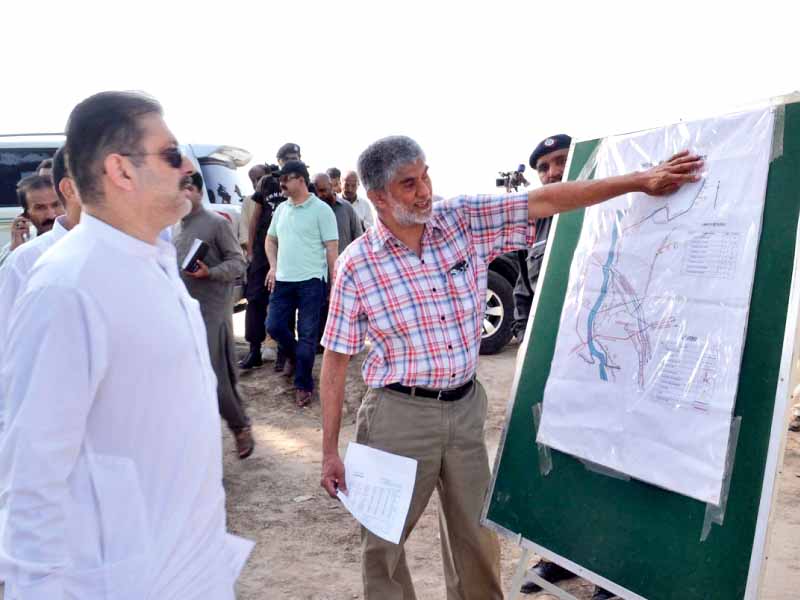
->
[225,340,531,600]
[223,319,800,600]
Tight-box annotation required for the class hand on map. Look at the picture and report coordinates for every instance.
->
[638,150,704,196]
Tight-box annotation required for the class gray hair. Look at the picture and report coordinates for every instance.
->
[312,172,330,185]
[357,136,426,192]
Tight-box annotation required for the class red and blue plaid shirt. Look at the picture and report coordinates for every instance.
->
[321,192,534,389]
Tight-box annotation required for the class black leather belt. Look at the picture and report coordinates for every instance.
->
[386,379,474,401]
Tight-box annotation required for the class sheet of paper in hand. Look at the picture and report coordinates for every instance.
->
[537,107,775,505]
[337,442,417,544]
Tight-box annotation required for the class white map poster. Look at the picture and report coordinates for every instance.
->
[536,107,775,505]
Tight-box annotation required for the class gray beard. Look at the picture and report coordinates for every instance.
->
[391,201,431,226]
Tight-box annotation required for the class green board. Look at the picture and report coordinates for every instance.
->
[483,101,800,600]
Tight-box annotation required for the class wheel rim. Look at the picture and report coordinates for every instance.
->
[482,288,504,339]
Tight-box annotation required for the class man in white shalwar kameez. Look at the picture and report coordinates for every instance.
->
[0,147,82,435]
[0,91,252,600]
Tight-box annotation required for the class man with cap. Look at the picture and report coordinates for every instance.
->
[243,142,300,372]
[265,160,339,407]
[518,134,615,600]
[266,142,305,372]
[512,134,570,343]
[277,142,301,167]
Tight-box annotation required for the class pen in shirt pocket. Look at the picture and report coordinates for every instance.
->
[449,260,468,274]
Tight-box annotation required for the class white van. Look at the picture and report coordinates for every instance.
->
[0,134,253,246]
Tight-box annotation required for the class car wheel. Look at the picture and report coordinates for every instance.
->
[480,270,515,355]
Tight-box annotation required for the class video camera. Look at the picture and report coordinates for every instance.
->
[253,164,283,203]
[496,164,529,192]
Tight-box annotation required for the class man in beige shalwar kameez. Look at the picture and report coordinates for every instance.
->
[174,171,254,458]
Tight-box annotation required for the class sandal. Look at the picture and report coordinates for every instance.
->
[235,426,255,459]
[295,389,312,408]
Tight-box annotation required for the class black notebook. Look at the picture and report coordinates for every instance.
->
[181,239,210,273]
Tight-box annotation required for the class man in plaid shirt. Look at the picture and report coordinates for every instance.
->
[320,136,702,599]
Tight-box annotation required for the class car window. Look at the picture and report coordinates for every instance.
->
[0,148,57,207]
[199,160,253,205]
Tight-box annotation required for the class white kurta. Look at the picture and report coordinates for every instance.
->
[0,214,252,600]
[349,195,376,229]
[0,216,70,412]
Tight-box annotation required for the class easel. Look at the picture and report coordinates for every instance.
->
[483,98,800,600]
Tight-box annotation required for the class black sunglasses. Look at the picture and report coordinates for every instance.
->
[121,147,185,169]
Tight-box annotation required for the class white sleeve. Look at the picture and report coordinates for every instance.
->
[0,285,108,599]
[363,200,376,228]
[0,261,24,387]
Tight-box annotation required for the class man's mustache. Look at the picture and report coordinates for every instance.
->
[41,218,55,229]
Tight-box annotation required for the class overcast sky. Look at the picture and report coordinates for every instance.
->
[3,0,798,198]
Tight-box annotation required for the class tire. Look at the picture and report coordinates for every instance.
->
[480,270,515,355]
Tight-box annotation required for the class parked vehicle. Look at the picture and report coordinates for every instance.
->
[1,135,252,240]
[0,134,253,306]
[480,252,519,355]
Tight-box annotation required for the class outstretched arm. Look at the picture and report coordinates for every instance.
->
[528,150,703,220]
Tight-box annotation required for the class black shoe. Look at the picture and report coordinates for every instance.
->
[520,561,576,594]
[592,587,618,600]
[274,352,286,373]
[238,349,263,370]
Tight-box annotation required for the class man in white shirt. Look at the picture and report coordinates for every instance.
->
[342,170,375,230]
[0,148,81,434]
[0,91,252,600]
[0,175,65,268]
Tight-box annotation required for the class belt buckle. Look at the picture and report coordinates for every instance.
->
[436,389,445,401]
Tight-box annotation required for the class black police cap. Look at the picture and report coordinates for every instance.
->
[277,142,301,160]
[529,134,572,169]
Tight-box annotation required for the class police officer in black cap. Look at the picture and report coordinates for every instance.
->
[512,134,571,342]
[277,142,302,166]
[518,136,616,600]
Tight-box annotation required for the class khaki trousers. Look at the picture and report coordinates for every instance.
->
[355,381,502,600]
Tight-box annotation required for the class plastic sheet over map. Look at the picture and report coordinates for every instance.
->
[537,107,775,505]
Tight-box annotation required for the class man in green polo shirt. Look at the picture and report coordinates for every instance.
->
[266,160,339,407]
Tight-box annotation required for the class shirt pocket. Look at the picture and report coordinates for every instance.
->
[447,257,478,318]
[65,453,154,600]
